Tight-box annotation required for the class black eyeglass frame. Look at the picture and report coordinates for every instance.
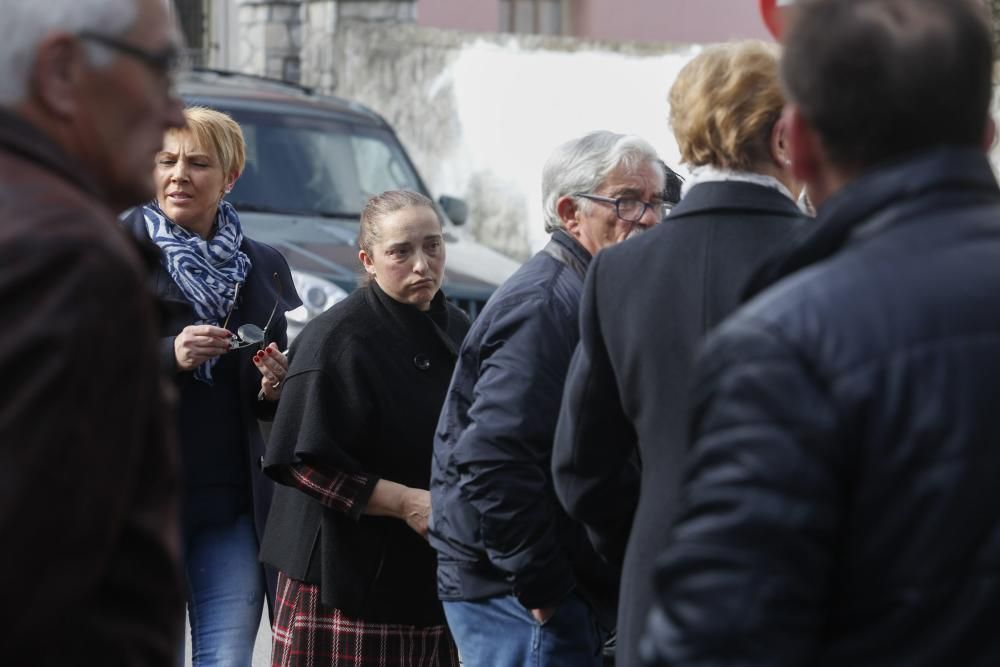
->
[572,192,667,224]
[223,273,284,351]
[78,31,182,80]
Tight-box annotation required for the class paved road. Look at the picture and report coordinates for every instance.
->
[182,608,271,666]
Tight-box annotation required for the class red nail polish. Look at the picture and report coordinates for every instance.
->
[263,348,272,356]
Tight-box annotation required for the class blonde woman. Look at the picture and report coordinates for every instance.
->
[123,106,301,664]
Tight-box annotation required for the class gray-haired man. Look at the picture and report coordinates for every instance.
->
[430,130,665,666]
[0,0,185,661]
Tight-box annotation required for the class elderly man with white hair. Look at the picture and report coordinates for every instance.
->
[429,130,665,666]
[0,0,185,662]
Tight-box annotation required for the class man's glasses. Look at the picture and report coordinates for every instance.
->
[573,193,668,224]
[223,273,284,351]
[78,31,185,92]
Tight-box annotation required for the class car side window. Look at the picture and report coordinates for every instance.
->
[352,135,413,197]
[227,111,422,218]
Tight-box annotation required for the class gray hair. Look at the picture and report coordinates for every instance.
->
[541,130,664,233]
[0,0,139,105]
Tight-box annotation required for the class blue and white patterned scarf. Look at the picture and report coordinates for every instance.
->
[143,199,253,384]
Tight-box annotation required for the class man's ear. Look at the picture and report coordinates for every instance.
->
[786,103,849,207]
[556,195,580,236]
[29,33,86,119]
[982,117,996,153]
[784,104,821,185]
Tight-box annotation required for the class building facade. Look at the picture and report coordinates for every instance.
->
[417,0,773,43]
[174,0,773,78]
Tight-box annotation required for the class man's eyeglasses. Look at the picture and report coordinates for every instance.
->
[223,273,284,351]
[573,193,668,224]
[78,31,184,90]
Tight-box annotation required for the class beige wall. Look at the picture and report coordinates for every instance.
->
[417,0,773,43]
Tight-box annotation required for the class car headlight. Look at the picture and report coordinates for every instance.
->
[287,270,350,325]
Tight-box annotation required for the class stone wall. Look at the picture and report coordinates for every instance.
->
[299,1,338,89]
[236,0,304,81]
[237,0,417,85]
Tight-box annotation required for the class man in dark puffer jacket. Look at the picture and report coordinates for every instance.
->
[642,1,1000,665]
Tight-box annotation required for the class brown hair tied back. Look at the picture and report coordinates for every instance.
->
[358,190,441,283]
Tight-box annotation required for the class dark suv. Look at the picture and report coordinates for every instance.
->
[179,69,520,338]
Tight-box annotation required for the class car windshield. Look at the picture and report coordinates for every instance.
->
[223,110,425,219]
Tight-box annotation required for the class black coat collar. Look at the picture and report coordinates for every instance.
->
[744,147,1000,299]
[365,280,461,356]
[546,228,593,281]
[669,180,803,221]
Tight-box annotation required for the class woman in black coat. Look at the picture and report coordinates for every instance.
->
[261,190,469,667]
[550,41,808,666]
[124,106,301,665]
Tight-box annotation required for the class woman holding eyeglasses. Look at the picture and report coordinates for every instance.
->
[122,106,301,665]
[259,190,468,666]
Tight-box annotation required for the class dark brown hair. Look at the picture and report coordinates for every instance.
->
[782,0,993,171]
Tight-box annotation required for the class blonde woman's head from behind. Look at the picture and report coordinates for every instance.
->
[670,41,792,180]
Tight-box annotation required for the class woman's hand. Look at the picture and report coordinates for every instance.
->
[254,343,288,402]
[174,325,232,371]
[401,488,432,539]
[364,481,432,539]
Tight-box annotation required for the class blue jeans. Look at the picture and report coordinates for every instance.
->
[443,593,604,667]
[182,511,265,666]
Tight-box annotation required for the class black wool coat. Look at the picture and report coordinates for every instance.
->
[261,281,470,626]
[551,181,804,666]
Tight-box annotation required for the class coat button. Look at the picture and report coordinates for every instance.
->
[413,354,431,371]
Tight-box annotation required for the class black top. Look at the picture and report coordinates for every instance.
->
[644,148,1000,666]
[261,281,470,626]
[550,181,804,665]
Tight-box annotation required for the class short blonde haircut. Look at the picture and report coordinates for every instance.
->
[166,106,246,178]
[669,41,784,171]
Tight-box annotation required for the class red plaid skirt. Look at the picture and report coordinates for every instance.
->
[271,572,460,667]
